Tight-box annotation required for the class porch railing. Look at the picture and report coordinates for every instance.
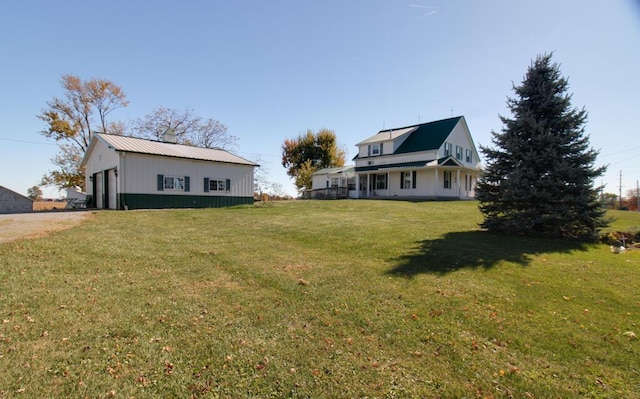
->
[304,187,349,199]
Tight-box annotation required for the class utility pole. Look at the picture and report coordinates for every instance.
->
[619,170,622,209]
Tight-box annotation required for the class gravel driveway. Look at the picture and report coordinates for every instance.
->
[0,211,94,244]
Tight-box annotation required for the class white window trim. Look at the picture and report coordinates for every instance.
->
[375,174,387,190]
[164,176,185,191]
[402,171,412,189]
[444,142,452,157]
[209,178,227,192]
[443,171,452,189]
[456,145,463,160]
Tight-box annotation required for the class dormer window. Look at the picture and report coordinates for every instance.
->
[368,142,383,157]
[444,142,452,157]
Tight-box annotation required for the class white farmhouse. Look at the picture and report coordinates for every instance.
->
[0,185,33,214]
[81,133,257,210]
[311,116,481,200]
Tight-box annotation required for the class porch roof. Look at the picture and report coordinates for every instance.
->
[354,156,464,172]
[355,161,428,172]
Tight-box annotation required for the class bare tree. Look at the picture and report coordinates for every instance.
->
[130,107,237,150]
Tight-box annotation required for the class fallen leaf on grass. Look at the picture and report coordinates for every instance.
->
[623,331,636,339]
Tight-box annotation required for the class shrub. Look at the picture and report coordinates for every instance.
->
[600,229,640,247]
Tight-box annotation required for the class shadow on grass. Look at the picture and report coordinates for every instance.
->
[387,230,590,277]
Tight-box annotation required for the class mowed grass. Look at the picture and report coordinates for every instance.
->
[0,201,639,398]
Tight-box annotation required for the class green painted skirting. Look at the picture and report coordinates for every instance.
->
[119,194,253,210]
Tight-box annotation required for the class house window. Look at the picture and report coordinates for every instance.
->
[164,176,185,191]
[466,149,472,163]
[209,179,226,191]
[204,178,230,193]
[444,142,452,157]
[444,171,452,189]
[403,171,412,189]
[347,177,356,190]
[370,142,383,156]
[400,171,417,189]
[330,178,339,188]
[375,174,387,190]
[456,145,463,160]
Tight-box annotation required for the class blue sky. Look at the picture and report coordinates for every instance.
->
[1,0,639,198]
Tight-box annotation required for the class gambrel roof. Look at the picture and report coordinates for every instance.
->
[81,133,258,167]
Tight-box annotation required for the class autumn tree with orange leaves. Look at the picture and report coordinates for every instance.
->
[38,75,128,190]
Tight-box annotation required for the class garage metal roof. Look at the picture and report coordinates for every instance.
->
[90,133,258,166]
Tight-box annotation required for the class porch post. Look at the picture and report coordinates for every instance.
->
[367,173,371,197]
[456,169,461,198]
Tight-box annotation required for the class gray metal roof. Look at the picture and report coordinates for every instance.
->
[91,133,258,166]
[356,126,417,145]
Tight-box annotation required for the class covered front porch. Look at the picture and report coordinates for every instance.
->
[353,159,478,200]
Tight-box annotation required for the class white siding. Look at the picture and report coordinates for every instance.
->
[121,153,254,197]
[84,139,120,195]
[355,150,439,169]
[312,173,330,190]
[438,121,480,168]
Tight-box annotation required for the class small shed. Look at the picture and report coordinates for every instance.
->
[0,185,33,214]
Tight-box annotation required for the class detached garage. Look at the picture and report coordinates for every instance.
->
[81,133,258,210]
[0,185,33,214]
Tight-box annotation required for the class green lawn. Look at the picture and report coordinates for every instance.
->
[1,201,639,398]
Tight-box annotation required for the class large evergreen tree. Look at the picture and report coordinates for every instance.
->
[476,54,608,240]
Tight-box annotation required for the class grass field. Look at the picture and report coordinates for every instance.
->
[33,200,68,211]
[0,201,638,398]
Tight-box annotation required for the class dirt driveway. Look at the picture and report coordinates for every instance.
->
[0,211,94,244]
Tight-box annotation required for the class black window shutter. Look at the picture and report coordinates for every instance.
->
[412,171,417,189]
[225,179,231,192]
[400,173,404,189]
[367,145,371,156]
[204,178,210,192]
[184,176,190,192]
[380,143,383,155]
[157,175,164,191]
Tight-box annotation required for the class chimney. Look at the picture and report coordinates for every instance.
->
[162,128,177,143]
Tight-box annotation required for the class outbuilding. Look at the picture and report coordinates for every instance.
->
[0,185,33,214]
[81,132,258,210]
